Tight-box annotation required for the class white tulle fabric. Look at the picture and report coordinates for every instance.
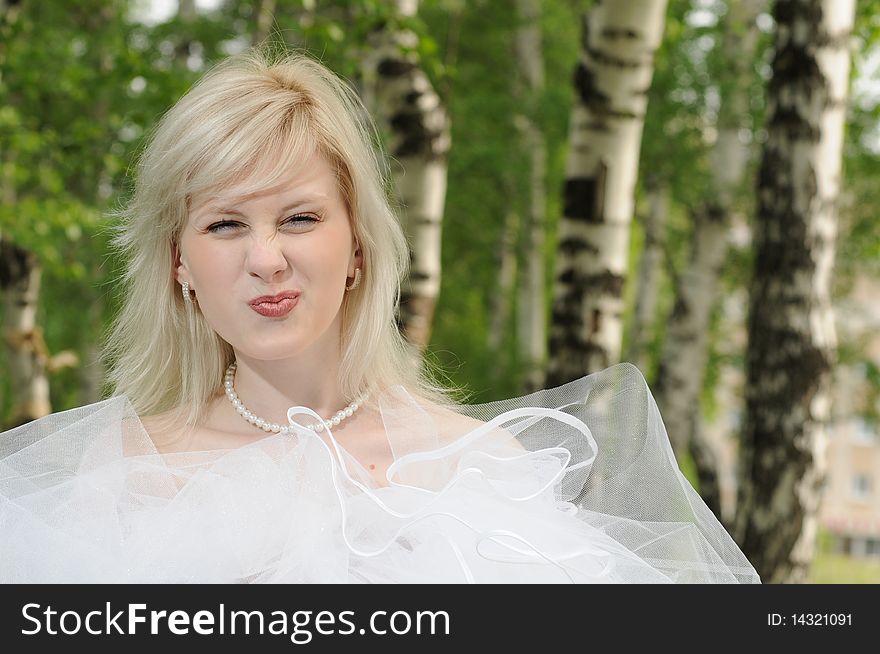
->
[0,363,760,583]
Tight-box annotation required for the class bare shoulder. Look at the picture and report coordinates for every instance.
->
[136,409,195,454]
[420,403,485,432]
[418,402,527,452]
[136,411,175,452]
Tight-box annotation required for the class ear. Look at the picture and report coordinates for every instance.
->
[172,240,191,287]
[348,239,363,277]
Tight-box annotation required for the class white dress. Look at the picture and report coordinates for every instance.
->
[0,363,760,583]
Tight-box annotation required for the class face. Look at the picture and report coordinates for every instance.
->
[175,151,361,361]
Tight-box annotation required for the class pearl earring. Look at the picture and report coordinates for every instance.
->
[345,268,362,291]
[182,281,193,305]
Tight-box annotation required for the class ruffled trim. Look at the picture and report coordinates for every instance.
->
[286,403,619,582]
[0,363,760,584]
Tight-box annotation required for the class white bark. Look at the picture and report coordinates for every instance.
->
[364,0,450,350]
[625,182,667,372]
[735,0,855,583]
[515,0,547,392]
[177,0,196,20]
[175,0,197,67]
[0,240,51,427]
[547,0,668,385]
[80,296,106,405]
[653,0,765,521]
[0,140,53,426]
[489,208,519,352]
[252,0,277,45]
[655,207,729,441]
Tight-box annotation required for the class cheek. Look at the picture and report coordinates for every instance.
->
[306,230,354,276]
[184,246,239,308]
[190,249,230,286]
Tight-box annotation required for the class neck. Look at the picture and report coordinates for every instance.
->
[228,334,350,427]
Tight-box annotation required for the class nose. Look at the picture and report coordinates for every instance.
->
[246,234,290,282]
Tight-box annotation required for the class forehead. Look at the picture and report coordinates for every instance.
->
[189,150,341,215]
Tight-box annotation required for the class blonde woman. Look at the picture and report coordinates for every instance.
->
[0,50,759,584]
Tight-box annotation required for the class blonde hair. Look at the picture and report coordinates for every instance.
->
[101,48,451,432]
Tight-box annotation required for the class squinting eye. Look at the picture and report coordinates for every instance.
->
[285,214,319,226]
[206,221,240,233]
[206,215,318,233]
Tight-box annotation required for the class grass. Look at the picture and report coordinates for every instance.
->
[807,529,880,583]
[809,551,880,583]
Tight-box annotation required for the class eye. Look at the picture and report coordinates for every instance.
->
[206,220,240,233]
[205,214,319,233]
[284,214,319,228]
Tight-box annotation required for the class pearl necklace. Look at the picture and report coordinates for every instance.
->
[223,362,365,434]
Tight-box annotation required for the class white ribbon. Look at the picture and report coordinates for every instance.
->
[285,403,609,583]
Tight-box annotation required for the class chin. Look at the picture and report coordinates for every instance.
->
[228,320,339,362]
[239,342,313,361]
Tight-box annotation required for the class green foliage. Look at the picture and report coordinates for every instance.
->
[0,0,231,416]
[836,1,880,289]
[0,0,877,441]
[420,0,580,400]
[0,0,876,586]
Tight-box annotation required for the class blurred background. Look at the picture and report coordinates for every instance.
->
[0,0,877,582]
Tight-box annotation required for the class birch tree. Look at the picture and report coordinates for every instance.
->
[653,0,766,519]
[625,178,667,372]
[252,0,278,45]
[363,0,450,351]
[0,1,78,424]
[0,240,50,426]
[734,0,856,583]
[514,0,547,392]
[487,205,519,353]
[547,0,669,385]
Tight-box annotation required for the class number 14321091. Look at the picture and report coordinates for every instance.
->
[768,613,852,627]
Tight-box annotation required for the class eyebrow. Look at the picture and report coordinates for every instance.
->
[213,207,246,217]
[209,198,327,218]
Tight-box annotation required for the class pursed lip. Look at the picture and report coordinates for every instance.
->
[248,291,301,306]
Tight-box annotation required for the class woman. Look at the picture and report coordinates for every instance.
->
[0,50,759,583]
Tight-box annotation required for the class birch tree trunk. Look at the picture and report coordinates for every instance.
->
[734,0,855,583]
[0,238,51,427]
[79,296,105,405]
[0,5,53,426]
[653,0,765,520]
[175,0,196,65]
[488,206,519,352]
[514,0,547,393]
[547,0,668,385]
[252,0,277,45]
[625,179,667,372]
[364,0,450,351]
